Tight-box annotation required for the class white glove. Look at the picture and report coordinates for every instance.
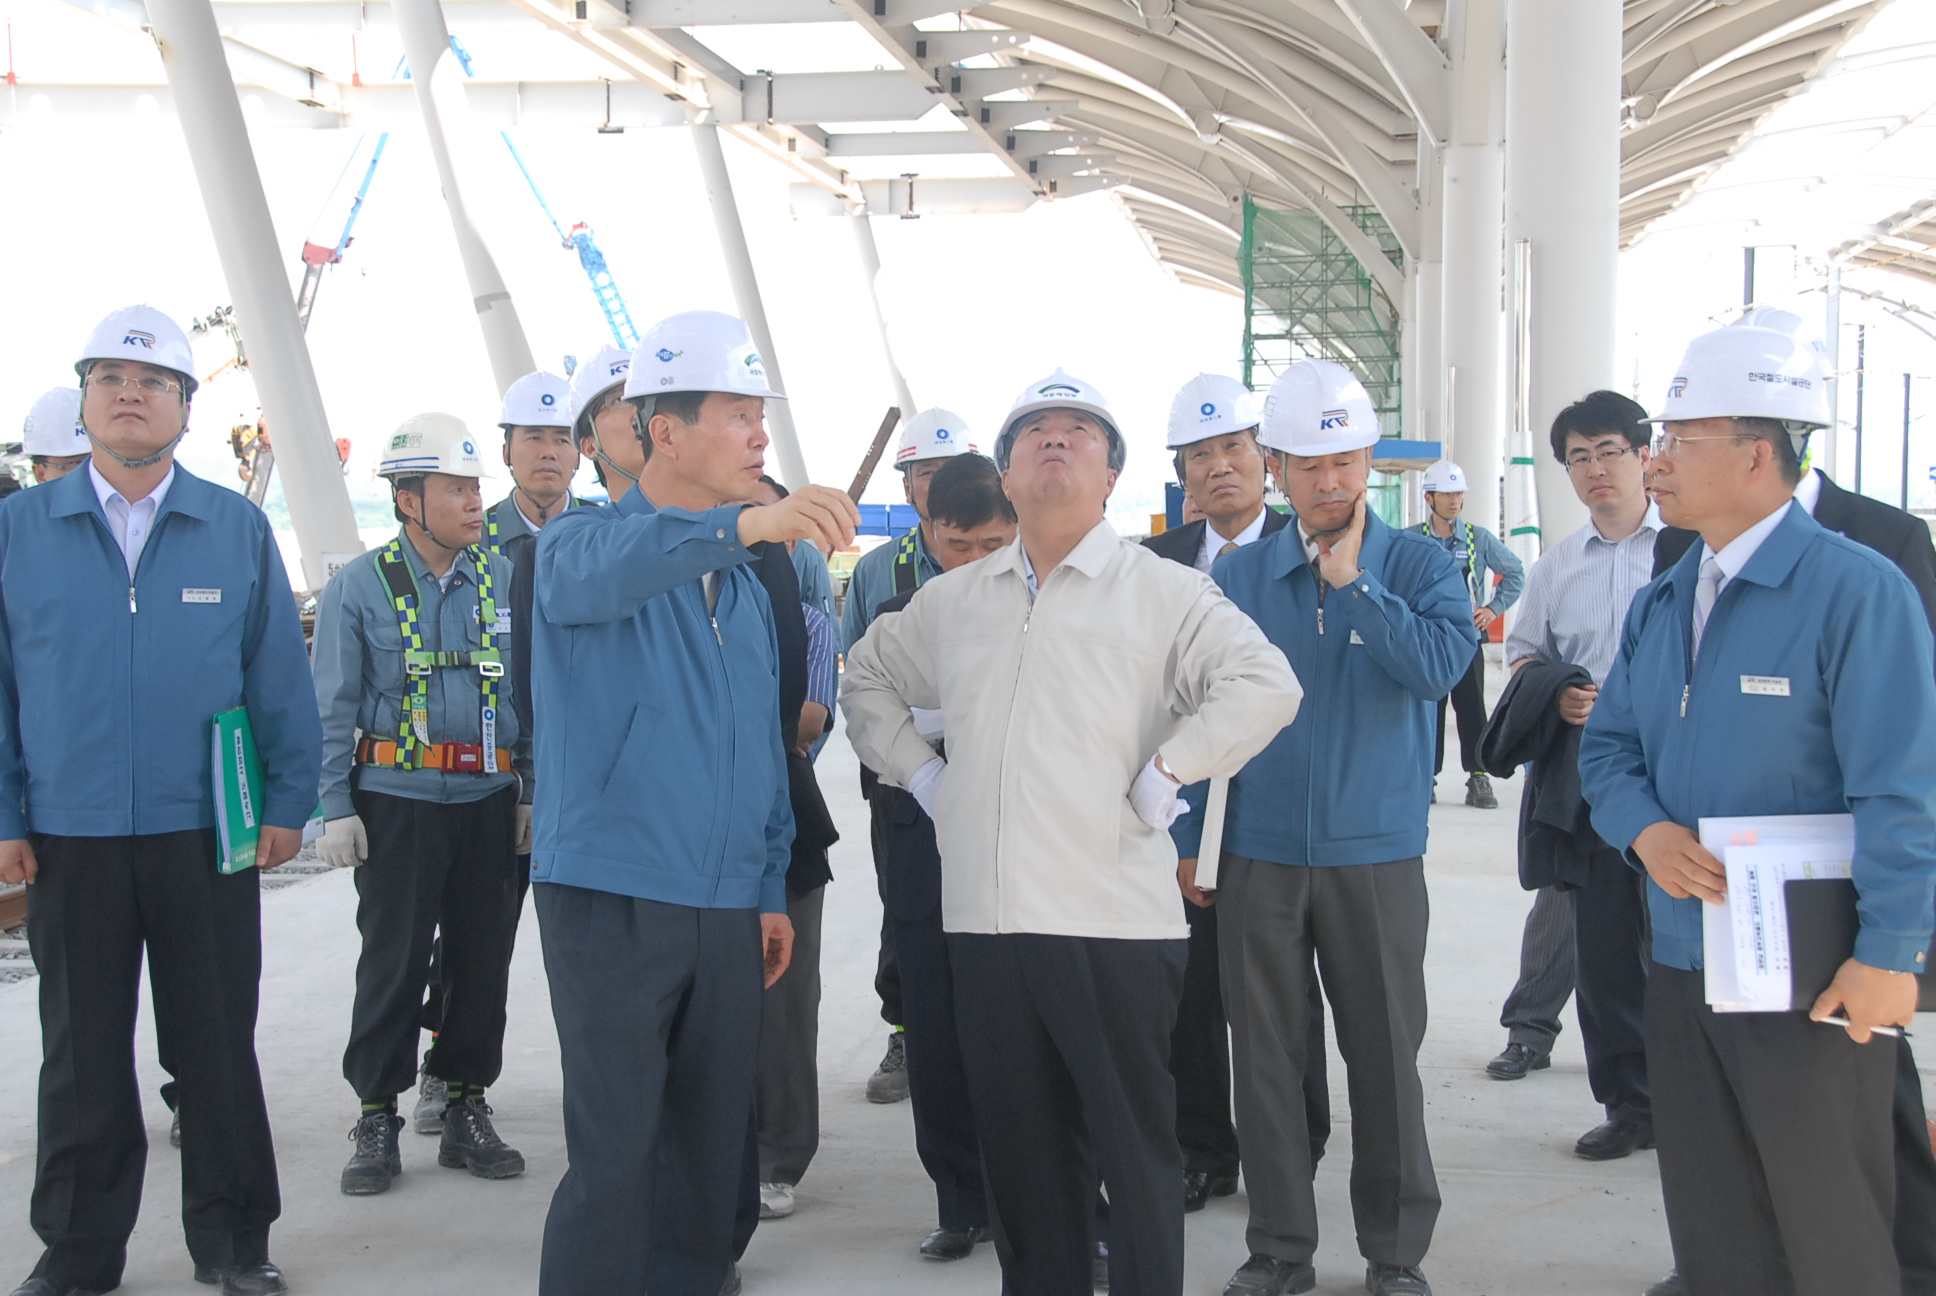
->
[910,707,946,742]
[320,814,368,869]
[515,804,533,854]
[907,757,947,820]
[1130,756,1187,830]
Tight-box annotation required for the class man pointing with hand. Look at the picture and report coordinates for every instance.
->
[527,311,858,1296]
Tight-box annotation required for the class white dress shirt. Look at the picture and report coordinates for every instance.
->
[1194,507,1269,575]
[1700,496,1794,596]
[89,462,175,579]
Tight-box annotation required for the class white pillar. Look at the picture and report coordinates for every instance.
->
[692,124,811,490]
[1439,0,1505,537]
[1505,0,1622,542]
[147,0,364,590]
[1410,137,1444,447]
[1822,263,1842,478]
[392,0,534,397]
[850,213,917,418]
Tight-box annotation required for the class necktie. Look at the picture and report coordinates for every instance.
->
[1218,541,1238,557]
[1691,557,1722,660]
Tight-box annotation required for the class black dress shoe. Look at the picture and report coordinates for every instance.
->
[1184,1169,1241,1212]
[192,1263,287,1296]
[719,1261,741,1296]
[919,1226,988,1260]
[1574,1118,1655,1161]
[1484,1042,1551,1080]
[10,1281,104,1296]
[1223,1253,1316,1295]
[1643,1268,1687,1296]
[1365,1263,1432,1295]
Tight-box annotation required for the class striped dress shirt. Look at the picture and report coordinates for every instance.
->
[1504,506,1663,686]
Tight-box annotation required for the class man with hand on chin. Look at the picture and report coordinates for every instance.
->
[1581,321,1936,1296]
[529,311,859,1296]
[844,368,1299,1296]
[1184,359,1476,1296]
[0,306,321,1296]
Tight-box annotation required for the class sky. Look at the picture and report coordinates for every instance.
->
[5,0,1936,578]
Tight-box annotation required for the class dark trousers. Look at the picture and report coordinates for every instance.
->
[1648,964,1898,1296]
[343,786,519,1102]
[1172,900,1331,1178]
[1500,885,1574,1048]
[756,884,824,1185]
[951,932,1187,1296]
[1893,1038,1936,1296]
[867,789,903,1027]
[1570,846,1650,1123]
[1432,646,1486,776]
[25,830,280,1290]
[535,883,763,1296]
[895,907,990,1230]
[1219,854,1439,1268]
[421,852,532,1037]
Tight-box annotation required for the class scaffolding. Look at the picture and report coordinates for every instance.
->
[1240,198,1403,418]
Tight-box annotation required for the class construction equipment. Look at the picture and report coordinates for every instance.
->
[847,407,903,501]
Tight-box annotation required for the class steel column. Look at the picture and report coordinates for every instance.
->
[850,213,917,420]
[147,0,364,589]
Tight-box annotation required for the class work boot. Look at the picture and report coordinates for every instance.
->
[340,1111,404,1195]
[866,1031,909,1104]
[1464,773,1497,809]
[413,1062,448,1136]
[439,1093,525,1179]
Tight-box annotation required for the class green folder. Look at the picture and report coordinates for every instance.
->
[212,707,324,874]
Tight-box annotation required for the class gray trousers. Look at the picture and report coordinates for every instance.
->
[756,884,824,1185]
[1219,854,1440,1269]
[534,884,763,1296]
[1499,885,1574,1048]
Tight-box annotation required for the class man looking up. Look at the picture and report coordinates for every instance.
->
[1415,460,1522,808]
[489,371,580,546]
[841,406,980,1105]
[844,367,1301,1296]
[530,310,858,1296]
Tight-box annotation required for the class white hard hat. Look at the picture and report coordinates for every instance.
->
[378,413,488,479]
[499,371,571,430]
[74,305,198,398]
[1257,359,1380,457]
[1649,320,1831,430]
[569,346,633,431]
[1166,373,1258,449]
[896,407,978,466]
[623,310,785,403]
[1421,459,1468,494]
[22,387,88,458]
[996,368,1124,471]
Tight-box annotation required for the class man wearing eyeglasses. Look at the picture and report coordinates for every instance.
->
[1481,391,1659,1169]
[1581,319,1936,1296]
[0,306,322,1296]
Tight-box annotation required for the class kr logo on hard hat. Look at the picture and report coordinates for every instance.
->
[1669,377,1688,399]
[1319,408,1350,430]
[123,331,157,350]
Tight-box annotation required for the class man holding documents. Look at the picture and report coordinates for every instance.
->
[0,307,322,1296]
[844,368,1301,1296]
[1580,320,1936,1296]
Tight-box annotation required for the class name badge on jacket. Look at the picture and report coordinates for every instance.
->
[1741,675,1790,697]
[182,588,222,604]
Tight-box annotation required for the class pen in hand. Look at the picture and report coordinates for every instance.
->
[1815,1015,1909,1039]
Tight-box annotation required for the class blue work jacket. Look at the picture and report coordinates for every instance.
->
[1417,517,1525,613]
[310,534,530,820]
[1173,511,1477,867]
[531,487,792,913]
[0,465,321,838]
[1580,502,1936,974]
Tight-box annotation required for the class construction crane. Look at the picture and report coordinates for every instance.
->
[500,137,640,351]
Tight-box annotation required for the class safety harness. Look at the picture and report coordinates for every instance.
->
[485,493,576,550]
[372,537,503,773]
[1417,517,1484,606]
[891,528,933,596]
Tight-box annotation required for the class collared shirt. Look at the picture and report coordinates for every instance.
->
[1794,466,1824,516]
[1505,505,1664,686]
[514,494,546,532]
[840,524,942,652]
[89,462,175,578]
[804,603,837,710]
[1194,507,1268,575]
[1700,497,1793,596]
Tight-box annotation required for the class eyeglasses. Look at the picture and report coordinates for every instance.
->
[1650,431,1751,459]
[89,371,181,396]
[1564,445,1640,472]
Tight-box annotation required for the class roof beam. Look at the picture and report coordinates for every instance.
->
[1331,0,1450,146]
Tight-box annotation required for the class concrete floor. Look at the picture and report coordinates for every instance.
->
[1,690,1928,1295]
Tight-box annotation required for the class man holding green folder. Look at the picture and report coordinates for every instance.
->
[0,306,322,1296]
[311,413,533,1199]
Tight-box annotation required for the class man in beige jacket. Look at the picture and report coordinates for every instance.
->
[843,369,1302,1296]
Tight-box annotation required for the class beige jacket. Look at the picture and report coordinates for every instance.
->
[842,520,1302,940]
